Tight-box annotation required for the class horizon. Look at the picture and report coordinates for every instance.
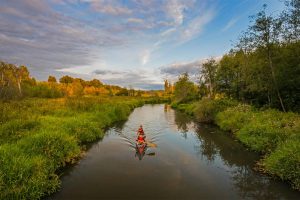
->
[0,0,285,90]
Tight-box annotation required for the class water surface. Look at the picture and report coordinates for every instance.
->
[49,104,299,200]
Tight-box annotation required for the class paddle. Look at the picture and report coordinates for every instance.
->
[146,141,157,148]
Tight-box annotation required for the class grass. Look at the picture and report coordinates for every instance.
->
[175,98,300,190]
[0,96,146,199]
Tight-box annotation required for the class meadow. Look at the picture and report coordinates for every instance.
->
[172,99,300,190]
[0,96,149,199]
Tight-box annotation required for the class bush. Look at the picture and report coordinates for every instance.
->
[216,104,254,132]
[263,137,300,190]
[236,109,299,152]
[194,98,237,123]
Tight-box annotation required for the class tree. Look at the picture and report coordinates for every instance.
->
[59,75,73,84]
[164,80,170,93]
[88,79,103,87]
[116,88,129,96]
[281,0,300,42]
[16,65,30,95]
[200,58,218,99]
[174,73,198,103]
[71,79,83,97]
[48,76,57,83]
[249,4,286,111]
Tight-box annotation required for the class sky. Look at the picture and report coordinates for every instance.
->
[0,0,285,90]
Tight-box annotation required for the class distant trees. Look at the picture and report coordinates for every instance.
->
[0,62,32,99]
[59,75,73,84]
[48,76,57,83]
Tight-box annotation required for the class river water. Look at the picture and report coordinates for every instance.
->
[49,104,299,200]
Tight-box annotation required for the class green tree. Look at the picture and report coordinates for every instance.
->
[200,58,218,99]
[249,4,286,111]
[174,73,198,103]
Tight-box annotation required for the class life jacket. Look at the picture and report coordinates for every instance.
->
[137,134,145,142]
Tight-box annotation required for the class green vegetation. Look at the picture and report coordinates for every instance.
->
[0,97,145,199]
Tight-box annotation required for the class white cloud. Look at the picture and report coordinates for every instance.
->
[165,0,187,26]
[222,17,239,32]
[141,50,150,65]
[180,8,215,42]
[127,17,144,23]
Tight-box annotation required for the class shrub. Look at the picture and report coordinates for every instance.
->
[216,104,254,132]
[263,137,300,190]
[236,109,299,152]
[194,98,237,123]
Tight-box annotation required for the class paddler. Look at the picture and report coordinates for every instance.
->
[136,125,146,144]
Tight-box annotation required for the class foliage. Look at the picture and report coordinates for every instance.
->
[193,98,238,123]
[200,58,218,98]
[48,76,57,83]
[174,73,199,103]
[263,136,300,190]
[215,104,254,132]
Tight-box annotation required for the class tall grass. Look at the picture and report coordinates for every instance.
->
[0,96,144,199]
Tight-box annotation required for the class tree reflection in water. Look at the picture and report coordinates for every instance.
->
[174,110,193,139]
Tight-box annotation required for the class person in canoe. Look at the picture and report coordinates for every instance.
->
[136,125,146,145]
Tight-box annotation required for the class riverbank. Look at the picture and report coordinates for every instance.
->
[0,96,155,199]
[172,99,300,191]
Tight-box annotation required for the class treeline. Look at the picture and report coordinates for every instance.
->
[174,0,300,112]
[0,61,163,100]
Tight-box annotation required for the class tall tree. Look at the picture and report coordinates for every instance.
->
[249,5,286,111]
[200,58,218,99]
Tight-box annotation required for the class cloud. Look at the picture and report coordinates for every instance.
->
[160,56,222,82]
[141,50,150,65]
[160,60,203,76]
[165,0,187,26]
[180,7,216,42]
[92,68,164,90]
[222,17,239,32]
[93,69,123,75]
[127,18,144,24]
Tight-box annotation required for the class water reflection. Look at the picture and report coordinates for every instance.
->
[135,143,147,160]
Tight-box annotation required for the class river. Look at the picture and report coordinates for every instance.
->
[48,104,299,200]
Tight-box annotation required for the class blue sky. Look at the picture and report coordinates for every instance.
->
[0,0,285,90]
